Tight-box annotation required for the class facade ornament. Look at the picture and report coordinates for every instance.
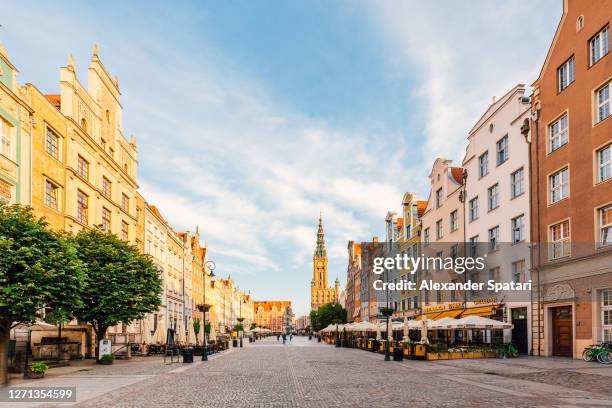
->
[543,283,575,302]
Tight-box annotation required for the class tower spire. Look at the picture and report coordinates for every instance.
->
[314,211,327,257]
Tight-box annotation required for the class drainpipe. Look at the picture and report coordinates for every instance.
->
[521,116,534,356]
[533,106,542,357]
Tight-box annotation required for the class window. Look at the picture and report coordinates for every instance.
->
[77,155,89,180]
[488,267,499,283]
[435,188,443,208]
[603,289,612,342]
[512,260,525,284]
[46,127,59,159]
[44,180,58,209]
[488,226,499,252]
[496,136,508,165]
[424,289,430,305]
[469,236,478,258]
[101,138,106,151]
[1,118,11,158]
[121,193,129,212]
[121,221,129,241]
[406,225,411,239]
[511,168,525,198]
[590,26,609,66]
[599,205,612,246]
[450,210,458,232]
[550,220,570,259]
[102,177,111,198]
[550,167,569,204]
[102,207,111,232]
[450,244,458,259]
[469,197,479,221]
[436,219,443,240]
[478,152,489,177]
[597,83,610,123]
[598,145,611,182]
[423,228,430,246]
[488,184,499,211]
[549,114,568,152]
[511,215,525,243]
[436,290,442,303]
[557,57,575,92]
[77,190,88,224]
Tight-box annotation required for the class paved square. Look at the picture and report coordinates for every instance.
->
[3,336,612,407]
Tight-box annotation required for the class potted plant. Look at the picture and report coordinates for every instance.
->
[99,354,115,365]
[26,362,48,379]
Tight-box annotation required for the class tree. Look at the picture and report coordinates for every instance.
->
[0,204,85,384]
[309,303,347,332]
[193,319,201,345]
[249,322,257,330]
[72,228,162,359]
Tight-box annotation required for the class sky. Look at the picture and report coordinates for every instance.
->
[1,0,560,315]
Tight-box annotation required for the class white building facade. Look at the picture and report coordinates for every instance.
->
[463,84,532,354]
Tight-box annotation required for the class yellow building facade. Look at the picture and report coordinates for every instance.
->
[0,42,32,206]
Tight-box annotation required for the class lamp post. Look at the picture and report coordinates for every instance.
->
[201,260,216,361]
[238,296,247,348]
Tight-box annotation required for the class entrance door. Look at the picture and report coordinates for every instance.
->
[552,306,572,357]
[511,307,528,354]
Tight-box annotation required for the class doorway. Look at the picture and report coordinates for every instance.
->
[511,307,528,354]
[551,306,572,357]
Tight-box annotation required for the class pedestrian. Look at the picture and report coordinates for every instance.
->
[277,334,280,342]
[282,333,286,344]
[290,334,293,342]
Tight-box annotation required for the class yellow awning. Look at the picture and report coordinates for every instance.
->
[434,309,464,319]
[460,305,496,317]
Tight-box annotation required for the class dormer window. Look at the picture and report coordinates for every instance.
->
[576,16,584,32]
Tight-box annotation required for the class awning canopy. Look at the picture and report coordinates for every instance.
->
[460,305,497,317]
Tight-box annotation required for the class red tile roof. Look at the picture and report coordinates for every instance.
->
[450,167,464,184]
[416,201,428,217]
[45,94,61,109]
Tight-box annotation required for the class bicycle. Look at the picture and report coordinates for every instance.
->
[582,343,611,364]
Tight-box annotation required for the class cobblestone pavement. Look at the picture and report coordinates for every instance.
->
[5,337,612,407]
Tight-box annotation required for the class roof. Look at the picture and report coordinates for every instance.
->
[416,201,428,217]
[147,204,167,224]
[450,167,464,184]
[468,84,525,135]
[254,301,292,311]
[45,94,61,109]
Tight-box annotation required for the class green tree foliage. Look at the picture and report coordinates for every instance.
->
[0,204,85,384]
[309,303,347,332]
[72,228,162,357]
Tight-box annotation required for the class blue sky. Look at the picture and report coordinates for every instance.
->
[2,1,560,315]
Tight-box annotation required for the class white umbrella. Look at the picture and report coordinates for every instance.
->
[375,323,381,340]
[420,317,429,344]
[403,316,409,341]
[448,315,513,330]
[428,317,458,330]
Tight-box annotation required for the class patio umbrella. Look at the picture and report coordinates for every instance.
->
[420,317,429,344]
[375,323,381,340]
[447,315,513,330]
[403,316,409,341]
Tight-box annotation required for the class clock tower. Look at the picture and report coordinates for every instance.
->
[311,213,339,311]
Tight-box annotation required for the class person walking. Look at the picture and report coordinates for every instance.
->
[277,334,280,342]
[282,333,286,344]
[290,333,293,342]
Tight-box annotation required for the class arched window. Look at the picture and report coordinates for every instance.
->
[81,118,87,132]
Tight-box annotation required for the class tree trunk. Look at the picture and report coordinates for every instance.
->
[0,321,11,386]
[93,325,108,361]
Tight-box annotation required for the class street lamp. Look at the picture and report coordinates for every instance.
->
[200,260,216,361]
[238,295,247,348]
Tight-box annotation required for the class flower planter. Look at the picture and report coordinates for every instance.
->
[25,371,45,379]
[471,351,485,359]
[449,352,463,359]
[485,352,497,358]
[463,351,476,359]
[427,352,449,360]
